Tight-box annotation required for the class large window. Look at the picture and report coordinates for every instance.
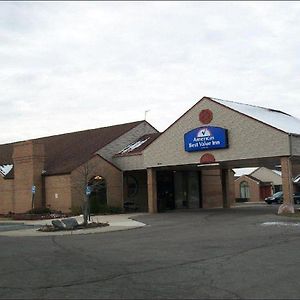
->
[240,181,250,199]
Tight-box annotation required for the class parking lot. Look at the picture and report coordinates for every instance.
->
[1,205,300,299]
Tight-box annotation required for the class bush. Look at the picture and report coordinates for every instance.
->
[70,205,82,216]
[93,203,122,215]
[26,207,51,215]
[235,198,248,203]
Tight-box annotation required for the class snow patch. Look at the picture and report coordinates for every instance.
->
[233,167,258,177]
[212,98,300,135]
[272,170,282,176]
[118,137,150,155]
[0,164,13,177]
[294,174,300,183]
[261,221,300,227]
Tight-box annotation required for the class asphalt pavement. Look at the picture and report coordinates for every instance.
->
[1,205,300,299]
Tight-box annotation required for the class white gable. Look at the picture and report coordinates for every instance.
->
[212,98,300,135]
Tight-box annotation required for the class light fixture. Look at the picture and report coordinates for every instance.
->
[197,163,220,167]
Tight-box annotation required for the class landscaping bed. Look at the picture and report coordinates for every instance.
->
[0,208,72,221]
[38,221,109,232]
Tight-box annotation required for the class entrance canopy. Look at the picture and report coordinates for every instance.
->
[142,97,300,170]
[114,96,300,213]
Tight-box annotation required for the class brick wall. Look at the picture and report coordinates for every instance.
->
[234,175,260,202]
[201,168,223,208]
[0,177,14,214]
[45,175,72,213]
[70,155,123,211]
[12,141,45,213]
[291,135,300,156]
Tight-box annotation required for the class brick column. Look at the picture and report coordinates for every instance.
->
[12,141,45,213]
[278,156,294,214]
[221,169,231,208]
[147,168,157,213]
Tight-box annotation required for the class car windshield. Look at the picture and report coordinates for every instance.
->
[273,191,283,197]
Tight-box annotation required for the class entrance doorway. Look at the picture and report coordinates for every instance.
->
[156,170,202,212]
[157,171,175,212]
[88,175,107,214]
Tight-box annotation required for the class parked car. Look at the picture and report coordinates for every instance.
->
[264,191,283,204]
[265,191,300,204]
[294,192,300,204]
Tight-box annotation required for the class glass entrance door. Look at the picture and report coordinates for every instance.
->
[157,171,175,212]
[174,171,201,209]
[187,171,200,208]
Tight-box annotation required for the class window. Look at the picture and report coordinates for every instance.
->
[240,181,250,199]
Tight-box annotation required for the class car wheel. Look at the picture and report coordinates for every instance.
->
[277,199,282,204]
[296,199,300,205]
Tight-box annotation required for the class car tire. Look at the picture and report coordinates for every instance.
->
[296,199,300,205]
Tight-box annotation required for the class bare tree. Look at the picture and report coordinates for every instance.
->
[72,160,98,225]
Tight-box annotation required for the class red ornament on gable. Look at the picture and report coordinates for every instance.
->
[200,153,216,164]
[199,109,213,124]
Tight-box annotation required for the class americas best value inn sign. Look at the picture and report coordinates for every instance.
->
[184,126,228,152]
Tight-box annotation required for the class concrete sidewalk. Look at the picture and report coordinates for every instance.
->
[0,213,147,237]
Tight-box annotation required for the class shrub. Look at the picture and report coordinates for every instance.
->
[94,203,122,215]
[70,205,82,216]
[235,198,248,203]
[26,207,51,215]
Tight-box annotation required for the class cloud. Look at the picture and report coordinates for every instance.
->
[1,1,300,143]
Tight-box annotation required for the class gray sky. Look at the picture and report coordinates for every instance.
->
[1,1,300,144]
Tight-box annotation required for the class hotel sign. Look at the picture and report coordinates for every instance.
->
[184,126,228,152]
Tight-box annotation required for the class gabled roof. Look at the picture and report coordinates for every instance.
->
[0,121,144,176]
[211,98,300,135]
[245,174,262,183]
[234,173,260,183]
[234,167,282,182]
[235,173,270,184]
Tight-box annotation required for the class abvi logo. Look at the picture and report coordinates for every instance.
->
[197,128,211,137]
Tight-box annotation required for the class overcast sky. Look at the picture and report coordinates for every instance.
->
[1,1,300,144]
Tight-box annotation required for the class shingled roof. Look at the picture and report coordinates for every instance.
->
[0,120,144,177]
